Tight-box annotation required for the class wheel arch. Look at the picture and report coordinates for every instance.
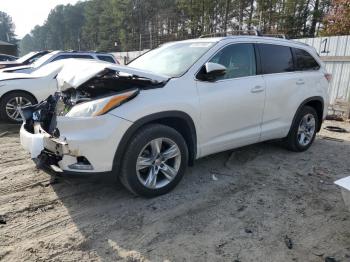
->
[0,89,38,104]
[291,96,324,133]
[113,111,197,174]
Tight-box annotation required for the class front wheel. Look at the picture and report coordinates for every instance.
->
[119,124,189,197]
[284,106,319,152]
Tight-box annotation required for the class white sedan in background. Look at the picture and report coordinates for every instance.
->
[1,51,118,74]
[0,61,66,122]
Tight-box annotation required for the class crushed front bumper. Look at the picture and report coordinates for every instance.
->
[20,113,132,173]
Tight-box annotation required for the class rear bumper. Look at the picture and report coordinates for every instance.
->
[20,113,132,173]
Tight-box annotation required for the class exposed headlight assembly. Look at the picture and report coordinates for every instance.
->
[66,89,139,117]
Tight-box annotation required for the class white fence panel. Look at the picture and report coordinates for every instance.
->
[295,35,350,112]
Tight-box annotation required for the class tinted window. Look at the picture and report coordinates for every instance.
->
[70,54,93,59]
[209,43,256,79]
[97,55,115,63]
[52,55,64,62]
[0,55,16,61]
[294,48,320,71]
[259,44,294,74]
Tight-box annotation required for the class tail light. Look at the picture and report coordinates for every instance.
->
[324,73,332,83]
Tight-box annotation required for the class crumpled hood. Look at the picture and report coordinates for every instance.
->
[56,59,170,91]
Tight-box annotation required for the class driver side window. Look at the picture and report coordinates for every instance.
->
[210,43,256,80]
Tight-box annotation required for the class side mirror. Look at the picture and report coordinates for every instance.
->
[197,62,226,81]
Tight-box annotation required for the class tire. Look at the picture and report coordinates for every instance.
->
[119,124,189,197]
[284,106,319,152]
[0,92,36,123]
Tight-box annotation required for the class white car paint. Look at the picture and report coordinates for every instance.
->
[56,59,169,91]
[1,51,118,74]
[20,36,329,174]
[0,61,65,103]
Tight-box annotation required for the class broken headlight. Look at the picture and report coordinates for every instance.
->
[66,89,139,117]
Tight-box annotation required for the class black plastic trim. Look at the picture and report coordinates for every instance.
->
[253,43,262,75]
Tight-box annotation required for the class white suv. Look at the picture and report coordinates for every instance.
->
[20,36,330,197]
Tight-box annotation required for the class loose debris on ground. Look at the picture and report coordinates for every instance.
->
[1,120,350,261]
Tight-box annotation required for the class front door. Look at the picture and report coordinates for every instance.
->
[196,43,266,157]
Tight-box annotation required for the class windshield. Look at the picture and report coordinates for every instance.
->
[128,42,215,77]
[16,52,36,63]
[32,53,55,68]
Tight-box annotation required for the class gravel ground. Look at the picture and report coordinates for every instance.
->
[1,120,350,262]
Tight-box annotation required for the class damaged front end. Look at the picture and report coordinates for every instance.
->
[20,65,167,173]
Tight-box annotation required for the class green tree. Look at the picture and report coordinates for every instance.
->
[19,0,337,55]
[0,11,17,44]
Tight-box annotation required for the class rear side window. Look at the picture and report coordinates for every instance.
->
[70,55,93,59]
[97,55,115,63]
[294,48,320,71]
[258,44,294,74]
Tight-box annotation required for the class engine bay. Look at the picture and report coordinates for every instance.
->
[20,68,166,136]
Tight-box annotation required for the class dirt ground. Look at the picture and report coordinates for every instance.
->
[1,120,350,262]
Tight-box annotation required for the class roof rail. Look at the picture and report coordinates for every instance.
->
[199,30,287,40]
[199,30,261,38]
[261,34,287,39]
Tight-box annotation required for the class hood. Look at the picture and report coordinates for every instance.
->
[1,65,32,73]
[56,59,170,91]
[0,61,21,66]
[0,72,37,81]
[0,61,65,82]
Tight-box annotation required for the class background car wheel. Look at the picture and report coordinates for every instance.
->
[0,92,36,123]
[284,106,319,152]
[119,124,188,197]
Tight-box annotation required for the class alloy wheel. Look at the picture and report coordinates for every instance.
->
[5,96,32,121]
[136,137,181,189]
[297,113,316,146]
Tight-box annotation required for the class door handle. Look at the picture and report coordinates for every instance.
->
[296,79,305,85]
[251,85,264,93]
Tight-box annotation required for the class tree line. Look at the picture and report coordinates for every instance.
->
[0,11,17,45]
[0,0,348,55]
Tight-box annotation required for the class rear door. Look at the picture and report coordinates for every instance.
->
[292,47,324,98]
[197,43,266,157]
[258,44,301,140]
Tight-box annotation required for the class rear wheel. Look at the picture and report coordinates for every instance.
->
[0,92,36,123]
[119,124,188,197]
[284,106,319,152]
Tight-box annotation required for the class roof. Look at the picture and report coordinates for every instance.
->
[50,50,113,55]
[0,40,14,46]
[182,35,312,50]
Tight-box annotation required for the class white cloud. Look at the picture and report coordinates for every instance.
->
[1,0,83,39]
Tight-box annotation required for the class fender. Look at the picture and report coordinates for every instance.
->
[290,96,324,133]
[112,111,197,174]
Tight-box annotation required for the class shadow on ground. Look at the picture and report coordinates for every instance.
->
[1,121,350,261]
[48,139,350,261]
